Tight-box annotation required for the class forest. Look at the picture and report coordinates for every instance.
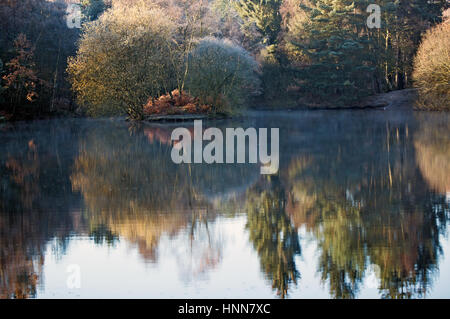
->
[0,0,449,121]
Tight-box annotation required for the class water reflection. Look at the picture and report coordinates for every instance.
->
[245,176,301,298]
[414,113,450,195]
[0,112,449,299]
[281,114,449,298]
[0,121,83,298]
[69,122,258,263]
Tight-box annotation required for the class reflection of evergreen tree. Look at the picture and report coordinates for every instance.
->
[89,224,119,246]
[245,176,300,298]
[313,195,366,299]
[373,192,448,299]
[283,118,450,299]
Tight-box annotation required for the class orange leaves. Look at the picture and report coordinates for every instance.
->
[26,91,38,102]
[143,89,211,115]
[172,89,194,106]
[2,33,44,108]
[181,103,197,113]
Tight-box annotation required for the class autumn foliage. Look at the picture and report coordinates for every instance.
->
[0,0,79,120]
[1,34,43,112]
[143,90,211,115]
[413,21,450,110]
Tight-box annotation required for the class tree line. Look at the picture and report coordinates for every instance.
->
[1,0,448,120]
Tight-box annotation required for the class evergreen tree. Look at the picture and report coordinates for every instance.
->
[293,0,375,106]
[234,0,283,47]
[81,0,108,21]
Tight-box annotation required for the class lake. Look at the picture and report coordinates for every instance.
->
[0,109,449,299]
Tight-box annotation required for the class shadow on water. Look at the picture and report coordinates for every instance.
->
[0,110,449,298]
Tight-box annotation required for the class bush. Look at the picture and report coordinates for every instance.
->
[67,4,178,119]
[185,37,260,114]
[413,22,450,110]
[143,90,211,115]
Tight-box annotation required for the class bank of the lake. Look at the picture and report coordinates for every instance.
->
[251,88,419,112]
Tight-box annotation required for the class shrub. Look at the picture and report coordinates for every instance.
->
[185,37,260,114]
[143,89,211,115]
[67,4,178,119]
[413,22,450,110]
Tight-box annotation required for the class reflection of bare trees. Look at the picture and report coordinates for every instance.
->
[0,210,44,298]
[175,212,223,281]
[4,140,40,209]
[70,125,209,262]
[0,140,45,298]
[414,115,450,195]
[0,125,82,298]
[69,123,256,268]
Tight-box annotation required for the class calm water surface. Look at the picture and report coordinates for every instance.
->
[0,109,449,299]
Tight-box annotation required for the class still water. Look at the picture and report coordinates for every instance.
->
[0,109,449,299]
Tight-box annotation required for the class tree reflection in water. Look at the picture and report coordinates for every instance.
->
[0,113,449,299]
[245,176,301,298]
[283,116,449,298]
[414,113,450,195]
[0,121,82,298]
[70,122,258,272]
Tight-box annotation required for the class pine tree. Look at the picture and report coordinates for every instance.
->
[293,0,376,106]
[234,0,283,47]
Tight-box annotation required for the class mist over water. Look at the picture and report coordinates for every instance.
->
[1,109,449,299]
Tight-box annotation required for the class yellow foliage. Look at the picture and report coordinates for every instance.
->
[67,4,178,119]
[413,22,450,110]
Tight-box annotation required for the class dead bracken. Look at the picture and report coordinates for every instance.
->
[143,90,211,116]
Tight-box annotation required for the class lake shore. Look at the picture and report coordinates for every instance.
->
[105,89,421,123]
[0,88,423,125]
[251,88,418,111]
